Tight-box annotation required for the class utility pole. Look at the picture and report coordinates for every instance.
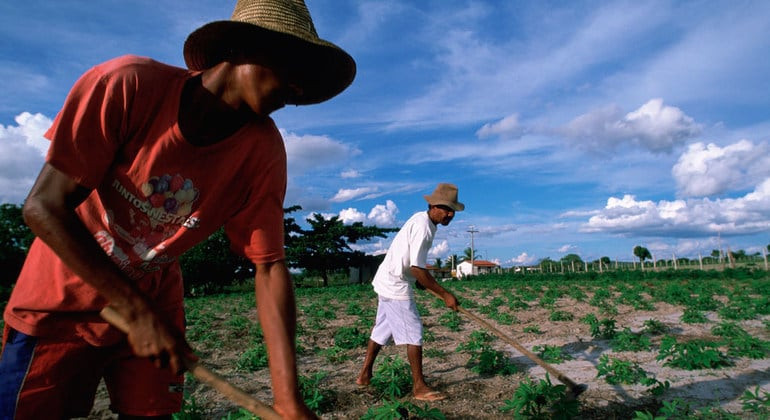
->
[467,226,478,276]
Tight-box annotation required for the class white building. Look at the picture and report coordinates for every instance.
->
[456,260,501,278]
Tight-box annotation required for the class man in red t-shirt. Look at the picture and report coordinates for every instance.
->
[0,0,355,418]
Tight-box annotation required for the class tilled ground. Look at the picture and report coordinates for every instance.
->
[88,282,770,419]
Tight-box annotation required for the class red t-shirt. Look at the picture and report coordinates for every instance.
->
[4,55,287,345]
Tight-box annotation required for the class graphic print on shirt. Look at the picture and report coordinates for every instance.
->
[96,173,200,279]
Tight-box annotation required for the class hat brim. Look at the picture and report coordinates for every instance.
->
[424,195,465,211]
[184,21,356,105]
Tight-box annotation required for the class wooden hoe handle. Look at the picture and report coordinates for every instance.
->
[428,290,581,391]
[100,306,282,420]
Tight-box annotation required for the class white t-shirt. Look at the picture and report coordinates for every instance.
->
[372,211,436,300]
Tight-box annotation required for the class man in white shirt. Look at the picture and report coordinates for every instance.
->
[356,183,462,402]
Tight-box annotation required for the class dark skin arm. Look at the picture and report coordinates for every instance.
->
[254,261,316,419]
[410,266,458,311]
[22,163,193,374]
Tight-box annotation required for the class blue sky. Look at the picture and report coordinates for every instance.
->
[1,1,769,266]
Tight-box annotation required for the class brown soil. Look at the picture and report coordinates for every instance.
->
[87,286,770,419]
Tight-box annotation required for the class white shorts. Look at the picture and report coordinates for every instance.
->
[370,296,423,346]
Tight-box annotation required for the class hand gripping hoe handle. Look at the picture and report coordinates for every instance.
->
[100,306,283,420]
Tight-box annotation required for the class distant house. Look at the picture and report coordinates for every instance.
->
[456,260,501,278]
[426,264,453,280]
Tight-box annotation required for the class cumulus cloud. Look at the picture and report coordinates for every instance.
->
[0,112,52,203]
[429,239,450,259]
[672,140,770,197]
[582,182,770,236]
[476,113,522,139]
[368,200,399,227]
[282,130,360,177]
[338,200,399,228]
[561,99,701,153]
[558,244,577,253]
[509,252,537,265]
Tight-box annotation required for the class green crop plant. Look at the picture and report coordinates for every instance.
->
[438,310,462,331]
[740,386,770,415]
[633,398,693,420]
[582,313,616,339]
[532,344,573,364]
[320,345,349,363]
[711,322,770,359]
[424,347,448,359]
[611,328,651,352]
[719,297,757,320]
[467,346,518,376]
[641,319,669,335]
[298,371,335,413]
[333,326,368,349]
[172,390,205,420]
[489,311,518,325]
[499,374,579,419]
[589,287,612,307]
[680,307,709,324]
[656,335,732,370]
[236,341,268,371]
[362,400,446,420]
[596,355,648,385]
[456,330,494,353]
[549,310,574,322]
[523,325,542,334]
[371,355,413,399]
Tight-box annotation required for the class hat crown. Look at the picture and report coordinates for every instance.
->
[424,183,465,211]
[231,0,319,42]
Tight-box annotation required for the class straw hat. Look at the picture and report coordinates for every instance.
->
[424,183,465,211]
[184,0,356,105]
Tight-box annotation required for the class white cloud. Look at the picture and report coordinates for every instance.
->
[340,169,361,179]
[368,200,398,227]
[476,113,521,139]
[561,99,700,153]
[583,182,770,237]
[0,112,52,203]
[429,239,450,259]
[558,244,577,253]
[672,140,770,197]
[330,187,378,202]
[338,200,399,228]
[282,130,360,177]
[509,252,537,265]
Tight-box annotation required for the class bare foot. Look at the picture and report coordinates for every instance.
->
[356,372,371,387]
[414,390,447,402]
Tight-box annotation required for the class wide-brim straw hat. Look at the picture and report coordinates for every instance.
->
[424,183,465,211]
[184,0,356,105]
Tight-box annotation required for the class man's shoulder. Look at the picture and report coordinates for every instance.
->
[91,55,185,81]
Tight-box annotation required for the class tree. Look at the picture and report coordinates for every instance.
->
[560,253,583,270]
[633,246,652,266]
[433,258,443,269]
[445,254,459,269]
[0,203,35,300]
[178,227,253,296]
[288,213,396,286]
[461,247,481,262]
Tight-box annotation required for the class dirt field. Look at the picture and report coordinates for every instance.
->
[88,279,770,419]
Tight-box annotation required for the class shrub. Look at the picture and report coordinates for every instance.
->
[499,374,579,419]
[371,356,413,399]
[656,335,732,370]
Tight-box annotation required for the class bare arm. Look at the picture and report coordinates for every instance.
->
[253,260,316,419]
[23,163,191,373]
[410,266,458,310]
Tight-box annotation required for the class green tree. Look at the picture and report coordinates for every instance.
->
[445,254,459,268]
[633,245,652,266]
[433,258,443,269]
[178,228,253,296]
[288,213,396,286]
[462,247,481,262]
[560,253,583,266]
[283,205,304,268]
[0,203,35,300]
